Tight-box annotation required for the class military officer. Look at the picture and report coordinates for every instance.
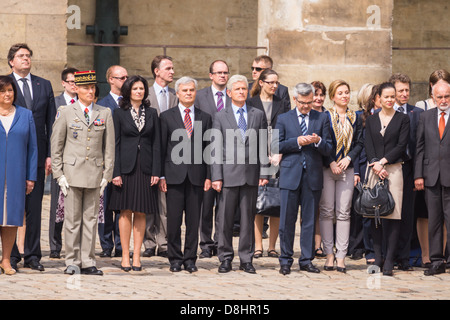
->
[51,70,115,275]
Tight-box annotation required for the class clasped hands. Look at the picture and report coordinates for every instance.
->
[368,161,389,180]
[158,178,212,193]
[297,133,321,147]
[211,179,268,193]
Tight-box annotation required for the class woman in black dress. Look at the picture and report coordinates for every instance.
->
[109,75,161,271]
[364,82,410,276]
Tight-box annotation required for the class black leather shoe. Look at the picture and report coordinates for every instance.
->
[49,251,61,259]
[10,259,19,272]
[424,263,445,276]
[382,269,394,276]
[143,248,156,257]
[199,250,212,259]
[239,262,256,274]
[24,260,45,272]
[157,251,168,258]
[169,263,182,272]
[300,263,320,273]
[121,265,131,272]
[81,266,103,275]
[99,250,112,258]
[279,265,291,275]
[131,265,142,272]
[218,260,232,273]
[185,264,198,273]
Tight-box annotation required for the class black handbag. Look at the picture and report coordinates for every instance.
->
[256,178,280,217]
[354,165,395,226]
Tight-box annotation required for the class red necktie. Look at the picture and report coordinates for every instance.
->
[439,112,446,139]
[184,109,192,138]
[70,99,75,104]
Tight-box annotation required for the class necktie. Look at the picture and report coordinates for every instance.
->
[19,78,33,110]
[216,92,224,112]
[70,98,75,104]
[237,108,247,142]
[439,112,446,139]
[299,114,308,168]
[84,107,90,124]
[184,108,193,138]
[160,89,167,112]
[397,106,405,113]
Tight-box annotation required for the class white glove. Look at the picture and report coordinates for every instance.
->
[58,175,69,196]
[100,178,108,196]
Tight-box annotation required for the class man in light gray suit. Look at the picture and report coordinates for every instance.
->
[211,75,269,274]
[415,81,450,276]
[49,67,78,259]
[143,55,177,258]
[195,60,231,258]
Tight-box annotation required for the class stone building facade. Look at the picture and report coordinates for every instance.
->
[0,0,448,106]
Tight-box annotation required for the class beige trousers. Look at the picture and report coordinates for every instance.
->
[64,186,100,268]
[319,167,355,259]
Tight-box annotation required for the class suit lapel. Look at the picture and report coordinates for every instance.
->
[224,105,239,130]
[9,75,26,109]
[73,102,88,126]
[148,86,161,115]
[206,88,218,114]
[271,98,282,124]
[289,109,303,136]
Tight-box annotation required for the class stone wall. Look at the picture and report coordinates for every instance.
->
[67,0,259,95]
[257,0,394,109]
[0,0,68,93]
[392,0,450,104]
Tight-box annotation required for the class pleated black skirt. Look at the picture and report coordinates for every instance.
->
[109,155,159,215]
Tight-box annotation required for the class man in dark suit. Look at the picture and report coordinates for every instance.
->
[7,43,56,271]
[195,60,231,258]
[49,67,78,259]
[275,83,332,275]
[211,75,269,274]
[415,81,450,276]
[389,73,423,271]
[249,55,290,105]
[143,55,178,258]
[96,65,128,258]
[159,77,212,273]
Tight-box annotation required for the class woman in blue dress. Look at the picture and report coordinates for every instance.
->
[0,76,38,275]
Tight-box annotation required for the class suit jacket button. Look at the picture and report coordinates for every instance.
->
[86,157,89,160]
[87,147,90,150]
[88,128,91,132]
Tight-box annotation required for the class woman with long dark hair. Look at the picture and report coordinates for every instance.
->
[109,75,161,271]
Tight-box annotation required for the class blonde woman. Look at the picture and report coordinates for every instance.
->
[320,80,363,273]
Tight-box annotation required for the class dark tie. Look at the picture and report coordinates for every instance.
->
[19,78,33,110]
[84,107,90,124]
[237,108,247,142]
[184,108,193,138]
[439,112,446,139]
[216,92,224,112]
[299,114,308,168]
[397,106,405,113]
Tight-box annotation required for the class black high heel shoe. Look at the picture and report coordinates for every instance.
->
[121,265,131,272]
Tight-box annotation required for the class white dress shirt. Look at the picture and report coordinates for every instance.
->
[13,72,33,99]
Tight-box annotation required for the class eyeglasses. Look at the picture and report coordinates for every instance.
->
[64,80,75,85]
[112,76,128,81]
[262,81,279,86]
[211,72,230,75]
[295,99,313,106]
[251,67,265,72]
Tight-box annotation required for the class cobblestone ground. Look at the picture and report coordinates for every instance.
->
[0,194,449,306]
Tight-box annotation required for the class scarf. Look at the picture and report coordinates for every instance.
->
[328,106,357,161]
[131,105,146,132]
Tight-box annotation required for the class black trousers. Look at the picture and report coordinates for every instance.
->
[166,177,203,267]
[199,188,219,252]
[395,160,415,264]
[11,166,45,264]
[371,218,400,271]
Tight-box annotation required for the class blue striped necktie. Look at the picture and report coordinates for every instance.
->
[237,108,247,141]
[299,113,307,168]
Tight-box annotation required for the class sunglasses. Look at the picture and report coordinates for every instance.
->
[112,76,128,81]
[251,67,265,72]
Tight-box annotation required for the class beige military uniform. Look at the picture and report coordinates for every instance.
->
[51,101,115,268]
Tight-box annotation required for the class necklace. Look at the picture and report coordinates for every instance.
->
[0,106,14,116]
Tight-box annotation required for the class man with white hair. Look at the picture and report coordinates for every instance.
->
[159,76,212,273]
[414,81,450,276]
[211,74,269,274]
